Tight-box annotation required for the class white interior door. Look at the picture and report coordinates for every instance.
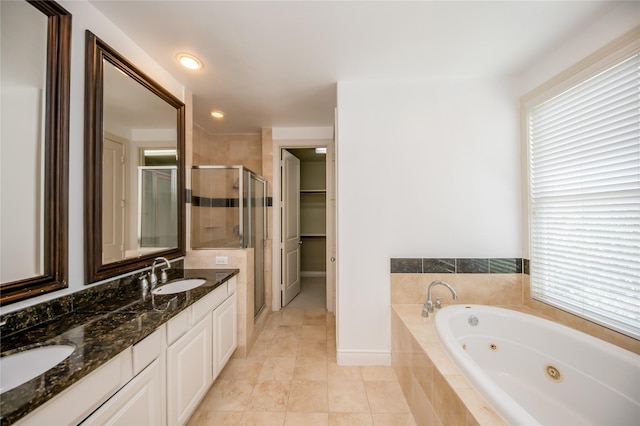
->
[281,149,301,306]
[103,137,125,263]
[327,140,337,313]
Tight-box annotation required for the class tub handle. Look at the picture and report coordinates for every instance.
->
[435,297,443,309]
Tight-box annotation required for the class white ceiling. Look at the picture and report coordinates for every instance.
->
[89,0,619,135]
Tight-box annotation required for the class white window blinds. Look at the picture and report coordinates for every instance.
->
[528,52,640,339]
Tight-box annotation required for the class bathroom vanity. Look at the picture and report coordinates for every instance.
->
[0,269,238,426]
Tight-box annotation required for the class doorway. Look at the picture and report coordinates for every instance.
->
[272,140,336,313]
[284,148,327,309]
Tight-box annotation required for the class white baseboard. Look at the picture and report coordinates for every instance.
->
[336,349,391,366]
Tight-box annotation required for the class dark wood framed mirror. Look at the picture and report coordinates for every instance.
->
[0,0,71,305]
[84,31,185,283]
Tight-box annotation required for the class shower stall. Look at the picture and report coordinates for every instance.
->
[191,166,267,319]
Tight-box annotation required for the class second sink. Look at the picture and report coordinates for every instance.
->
[152,278,207,295]
[1,344,75,394]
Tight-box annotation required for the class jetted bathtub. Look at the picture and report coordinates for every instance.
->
[435,304,640,425]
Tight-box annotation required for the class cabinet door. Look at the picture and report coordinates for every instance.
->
[213,293,237,379]
[81,358,164,426]
[167,316,212,426]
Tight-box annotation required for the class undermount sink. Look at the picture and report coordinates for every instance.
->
[0,344,75,394]
[152,278,207,295]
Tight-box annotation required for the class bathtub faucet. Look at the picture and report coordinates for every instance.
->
[422,280,458,317]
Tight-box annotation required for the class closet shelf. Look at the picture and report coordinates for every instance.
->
[301,233,326,237]
[300,189,326,193]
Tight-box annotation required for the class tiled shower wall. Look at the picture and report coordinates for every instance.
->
[186,127,275,356]
[192,126,263,174]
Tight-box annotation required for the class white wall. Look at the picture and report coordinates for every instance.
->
[1,0,185,314]
[518,1,639,95]
[335,78,521,363]
[333,1,639,363]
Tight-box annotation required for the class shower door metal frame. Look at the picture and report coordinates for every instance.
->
[191,165,267,320]
[191,165,245,248]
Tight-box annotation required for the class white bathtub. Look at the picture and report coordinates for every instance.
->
[435,304,640,426]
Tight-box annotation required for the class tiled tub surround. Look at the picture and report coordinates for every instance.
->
[390,258,639,425]
[391,258,638,354]
[0,268,238,425]
[392,304,508,425]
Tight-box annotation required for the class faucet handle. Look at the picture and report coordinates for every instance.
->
[149,270,158,286]
[139,273,150,290]
[435,297,443,309]
[160,268,169,283]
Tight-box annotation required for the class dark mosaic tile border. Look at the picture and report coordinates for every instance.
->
[391,258,524,274]
[0,259,184,337]
[188,192,273,208]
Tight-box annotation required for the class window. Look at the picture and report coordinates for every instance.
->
[525,39,639,339]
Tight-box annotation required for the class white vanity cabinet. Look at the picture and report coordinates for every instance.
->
[15,349,134,426]
[13,276,237,426]
[17,328,165,426]
[166,276,237,426]
[166,315,212,425]
[81,327,166,426]
[213,292,237,379]
[81,358,164,426]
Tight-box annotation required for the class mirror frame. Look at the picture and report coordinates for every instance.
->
[0,0,71,305]
[84,31,185,283]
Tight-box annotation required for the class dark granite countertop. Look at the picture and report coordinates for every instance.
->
[0,268,238,426]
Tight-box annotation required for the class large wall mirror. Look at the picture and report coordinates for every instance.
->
[0,1,71,305]
[85,31,185,283]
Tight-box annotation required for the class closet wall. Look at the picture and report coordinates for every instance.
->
[291,149,326,276]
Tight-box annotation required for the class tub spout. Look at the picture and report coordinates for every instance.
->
[422,280,458,317]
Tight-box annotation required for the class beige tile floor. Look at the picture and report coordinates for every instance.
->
[187,308,417,426]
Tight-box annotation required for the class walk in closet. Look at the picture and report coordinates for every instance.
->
[290,149,326,277]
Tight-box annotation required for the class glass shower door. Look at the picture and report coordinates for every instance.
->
[138,166,178,249]
[245,170,266,319]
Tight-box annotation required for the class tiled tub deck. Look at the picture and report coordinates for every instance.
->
[391,304,509,426]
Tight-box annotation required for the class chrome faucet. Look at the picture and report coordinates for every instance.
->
[422,280,458,317]
[150,257,171,287]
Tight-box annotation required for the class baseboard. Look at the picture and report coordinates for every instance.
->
[336,349,391,366]
[300,271,327,278]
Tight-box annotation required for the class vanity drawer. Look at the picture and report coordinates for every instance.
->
[192,285,228,323]
[17,349,133,426]
[133,327,164,375]
[167,309,190,345]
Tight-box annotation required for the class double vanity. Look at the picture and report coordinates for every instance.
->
[0,268,238,426]
[1,4,238,425]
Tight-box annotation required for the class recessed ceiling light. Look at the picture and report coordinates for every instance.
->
[315,147,327,154]
[177,53,202,70]
[210,110,225,119]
